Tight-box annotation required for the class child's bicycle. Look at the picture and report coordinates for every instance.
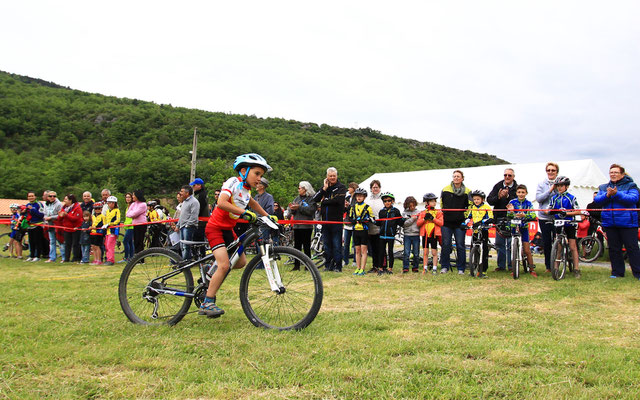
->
[550,219,578,280]
[466,220,493,278]
[577,219,606,262]
[508,218,531,279]
[118,216,323,330]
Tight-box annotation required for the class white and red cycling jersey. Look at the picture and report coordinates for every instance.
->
[207,176,252,230]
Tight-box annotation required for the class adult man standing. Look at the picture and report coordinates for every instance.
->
[100,189,111,216]
[43,191,62,263]
[40,190,51,257]
[190,178,210,256]
[313,167,347,272]
[212,189,221,210]
[487,168,518,271]
[80,191,94,214]
[254,177,275,241]
[177,185,200,260]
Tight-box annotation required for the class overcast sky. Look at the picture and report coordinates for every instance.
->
[2,1,639,179]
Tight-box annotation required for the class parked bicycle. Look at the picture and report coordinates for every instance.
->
[550,220,578,280]
[577,219,606,262]
[466,220,493,278]
[118,216,323,330]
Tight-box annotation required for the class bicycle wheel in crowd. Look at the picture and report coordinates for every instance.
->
[577,237,602,263]
[550,240,566,280]
[469,246,480,277]
[119,248,193,326]
[511,237,520,280]
[239,246,323,331]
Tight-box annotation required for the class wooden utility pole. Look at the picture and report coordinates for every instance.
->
[190,127,198,182]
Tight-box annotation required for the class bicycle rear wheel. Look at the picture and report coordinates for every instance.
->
[511,237,520,279]
[469,245,481,277]
[239,246,323,330]
[550,240,566,280]
[0,233,11,256]
[119,248,193,326]
[578,237,602,263]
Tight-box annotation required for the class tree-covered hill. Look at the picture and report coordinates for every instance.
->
[0,70,505,203]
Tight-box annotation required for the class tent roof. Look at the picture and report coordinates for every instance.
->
[359,159,607,209]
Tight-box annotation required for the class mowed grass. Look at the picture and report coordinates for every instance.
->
[1,253,640,399]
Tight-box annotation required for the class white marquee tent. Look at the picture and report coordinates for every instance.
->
[359,159,608,212]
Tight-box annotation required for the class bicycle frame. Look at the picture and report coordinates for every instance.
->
[142,217,285,307]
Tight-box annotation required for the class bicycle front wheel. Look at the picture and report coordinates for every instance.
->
[511,237,520,280]
[578,237,602,263]
[240,246,323,330]
[0,233,11,256]
[119,248,194,326]
[469,245,481,277]
[550,240,566,280]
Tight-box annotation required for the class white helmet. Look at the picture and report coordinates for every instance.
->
[107,196,118,203]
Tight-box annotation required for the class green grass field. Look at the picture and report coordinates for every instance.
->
[1,252,640,399]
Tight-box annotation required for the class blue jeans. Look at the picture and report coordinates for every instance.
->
[123,229,135,260]
[48,229,58,261]
[322,224,343,270]
[495,234,512,270]
[81,244,91,263]
[403,235,420,270]
[180,226,196,260]
[441,225,466,271]
[343,229,354,264]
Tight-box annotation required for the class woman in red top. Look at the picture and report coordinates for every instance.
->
[58,194,83,263]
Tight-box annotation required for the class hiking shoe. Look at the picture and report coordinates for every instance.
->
[440,268,448,274]
[386,269,393,274]
[353,268,361,275]
[368,268,378,274]
[573,270,581,279]
[412,268,419,273]
[356,269,365,276]
[199,302,225,318]
[494,267,506,272]
[478,273,488,278]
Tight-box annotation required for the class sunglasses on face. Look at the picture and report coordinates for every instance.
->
[383,199,393,203]
[546,169,557,172]
[504,174,513,177]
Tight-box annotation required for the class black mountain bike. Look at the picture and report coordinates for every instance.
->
[118,216,323,330]
[467,221,493,277]
[509,218,530,279]
[550,220,577,280]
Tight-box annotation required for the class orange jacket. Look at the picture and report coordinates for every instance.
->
[417,209,443,238]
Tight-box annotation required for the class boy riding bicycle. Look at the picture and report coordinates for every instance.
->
[465,190,494,277]
[506,184,538,277]
[547,176,581,278]
[200,153,277,318]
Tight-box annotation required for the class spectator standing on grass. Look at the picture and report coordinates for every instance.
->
[100,189,111,216]
[80,191,94,214]
[178,185,200,260]
[287,181,317,270]
[536,162,559,273]
[103,196,121,265]
[190,178,210,256]
[487,168,518,271]
[127,190,148,255]
[254,177,275,242]
[313,167,347,272]
[402,196,421,273]
[58,194,83,263]
[122,193,135,262]
[43,190,62,263]
[79,211,92,264]
[25,191,45,262]
[343,182,358,267]
[594,164,640,279]
[440,170,471,274]
[366,180,384,273]
[40,191,50,258]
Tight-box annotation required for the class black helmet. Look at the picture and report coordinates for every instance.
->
[555,176,571,186]
[354,187,368,197]
[470,190,486,199]
[422,193,437,202]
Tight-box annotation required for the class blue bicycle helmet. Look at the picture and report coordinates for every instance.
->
[233,153,272,173]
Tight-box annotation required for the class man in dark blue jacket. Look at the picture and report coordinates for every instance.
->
[313,167,347,272]
[594,164,640,279]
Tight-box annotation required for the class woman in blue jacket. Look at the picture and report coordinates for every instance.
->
[594,164,640,279]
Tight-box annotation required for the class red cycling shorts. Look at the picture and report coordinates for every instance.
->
[205,224,237,251]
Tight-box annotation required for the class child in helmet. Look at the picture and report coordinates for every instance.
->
[9,204,24,259]
[417,193,443,274]
[347,187,373,276]
[377,192,402,274]
[79,210,92,264]
[104,196,121,265]
[465,190,494,277]
[506,184,537,277]
[90,202,105,265]
[547,176,581,278]
[200,153,276,318]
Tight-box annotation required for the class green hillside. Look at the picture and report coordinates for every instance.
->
[0,71,505,203]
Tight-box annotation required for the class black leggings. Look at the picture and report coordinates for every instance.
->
[293,229,312,269]
[133,225,147,254]
[63,230,81,262]
[368,234,381,268]
[380,238,395,270]
[28,226,46,258]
